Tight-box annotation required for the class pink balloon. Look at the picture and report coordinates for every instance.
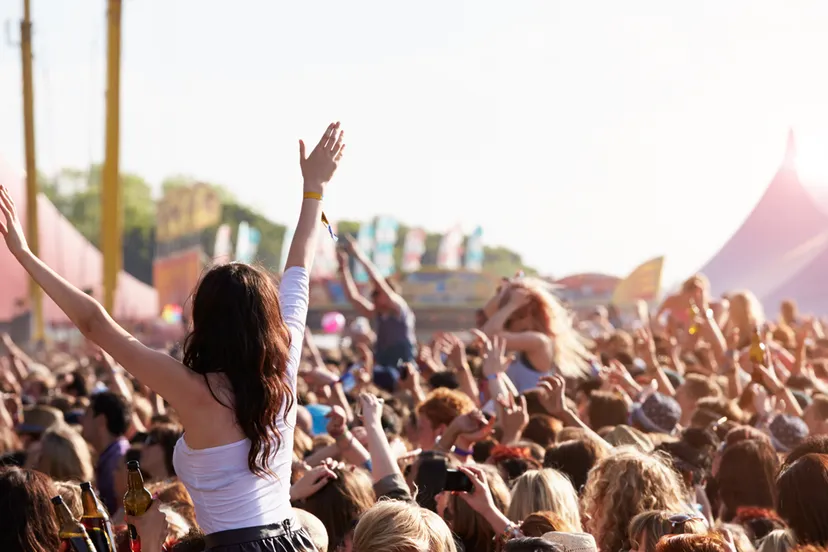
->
[321,311,346,334]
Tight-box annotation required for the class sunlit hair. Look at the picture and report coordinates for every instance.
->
[353,499,458,552]
[507,468,582,531]
[52,481,83,519]
[656,534,729,552]
[725,290,766,344]
[0,467,60,552]
[629,510,707,552]
[416,387,476,428]
[35,424,94,483]
[758,529,795,552]
[448,464,510,552]
[301,467,375,549]
[500,278,595,378]
[681,274,710,298]
[182,262,293,477]
[780,300,799,328]
[582,447,689,552]
[777,454,828,546]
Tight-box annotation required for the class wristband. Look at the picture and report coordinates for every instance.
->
[452,446,473,457]
[303,191,336,240]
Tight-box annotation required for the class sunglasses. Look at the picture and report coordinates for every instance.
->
[668,513,704,531]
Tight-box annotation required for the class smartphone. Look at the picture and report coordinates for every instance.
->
[340,369,357,394]
[444,469,474,493]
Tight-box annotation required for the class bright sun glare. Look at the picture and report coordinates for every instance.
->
[795,133,828,187]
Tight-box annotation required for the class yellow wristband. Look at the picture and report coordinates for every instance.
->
[302,191,336,240]
[303,191,323,201]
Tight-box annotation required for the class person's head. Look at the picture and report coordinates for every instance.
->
[519,510,577,537]
[803,396,828,437]
[675,375,721,424]
[656,534,729,552]
[582,448,689,552]
[26,424,94,483]
[716,438,779,522]
[587,391,630,431]
[183,262,294,477]
[301,467,376,550]
[777,454,828,546]
[780,300,798,326]
[508,468,582,531]
[544,437,608,494]
[415,388,476,449]
[52,480,83,519]
[681,274,710,302]
[352,500,457,552]
[0,467,60,552]
[142,423,183,481]
[294,508,329,552]
[629,511,707,552]
[727,291,765,338]
[372,279,401,313]
[82,392,131,448]
[499,280,594,379]
[521,414,563,448]
[784,435,828,469]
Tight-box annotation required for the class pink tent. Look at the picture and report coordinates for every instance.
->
[698,132,828,313]
[0,157,158,323]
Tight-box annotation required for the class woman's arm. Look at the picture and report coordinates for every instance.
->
[345,235,406,313]
[337,249,375,317]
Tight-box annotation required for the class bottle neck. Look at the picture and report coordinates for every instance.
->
[127,470,145,490]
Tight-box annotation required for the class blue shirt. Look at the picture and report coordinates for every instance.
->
[96,437,130,515]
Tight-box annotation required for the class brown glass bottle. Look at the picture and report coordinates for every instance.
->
[52,495,96,552]
[688,300,701,335]
[80,481,116,552]
[123,460,153,552]
[749,326,767,381]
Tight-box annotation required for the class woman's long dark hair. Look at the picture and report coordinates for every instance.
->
[0,467,60,552]
[183,263,293,477]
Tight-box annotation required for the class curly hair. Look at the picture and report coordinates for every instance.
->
[582,448,689,552]
[416,388,476,428]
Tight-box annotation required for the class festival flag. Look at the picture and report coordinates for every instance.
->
[437,224,464,270]
[352,221,376,283]
[212,224,232,264]
[611,256,665,307]
[401,228,427,272]
[373,216,399,277]
[279,226,295,272]
[235,222,261,264]
[464,226,484,271]
[311,221,339,279]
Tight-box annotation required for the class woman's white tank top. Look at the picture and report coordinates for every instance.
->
[172,267,309,535]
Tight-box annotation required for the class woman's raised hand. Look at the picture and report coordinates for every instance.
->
[0,186,28,256]
[300,122,345,193]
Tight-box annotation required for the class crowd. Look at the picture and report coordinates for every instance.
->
[2,123,828,552]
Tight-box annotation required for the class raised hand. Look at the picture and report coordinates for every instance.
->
[496,393,529,444]
[299,122,345,192]
[289,461,338,501]
[481,336,511,378]
[358,392,384,427]
[538,374,567,415]
[0,186,28,255]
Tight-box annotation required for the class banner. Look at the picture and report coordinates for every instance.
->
[311,221,339,279]
[401,269,499,307]
[235,221,261,264]
[152,248,205,311]
[156,183,222,243]
[612,256,665,307]
[373,216,399,277]
[212,224,232,264]
[464,226,484,271]
[402,228,427,273]
[353,221,376,283]
[554,273,621,311]
[437,225,464,270]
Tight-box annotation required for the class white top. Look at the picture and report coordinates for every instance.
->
[173,267,309,535]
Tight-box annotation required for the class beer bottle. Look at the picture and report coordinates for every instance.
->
[749,326,767,381]
[688,300,701,335]
[80,482,116,552]
[52,495,96,552]
[123,461,153,552]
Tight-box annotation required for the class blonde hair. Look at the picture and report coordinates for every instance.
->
[726,290,765,340]
[37,424,94,483]
[629,510,707,552]
[507,468,582,531]
[503,278,595,378]
[352,500,458,552]
[582,448,689,552]
[52,481,83,519]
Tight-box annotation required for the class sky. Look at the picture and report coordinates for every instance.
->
[2,1,828,287]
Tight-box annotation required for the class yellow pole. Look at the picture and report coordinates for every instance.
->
[20,0,44,342]
[101,0,122,314]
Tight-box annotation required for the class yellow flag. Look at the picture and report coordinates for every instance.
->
[612,256,665,307]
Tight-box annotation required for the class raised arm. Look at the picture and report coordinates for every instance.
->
[336,248,375,318]
[344,235,405,314]
[0,186,202,412]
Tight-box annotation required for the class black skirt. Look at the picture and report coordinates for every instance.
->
[204,519,318,552]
